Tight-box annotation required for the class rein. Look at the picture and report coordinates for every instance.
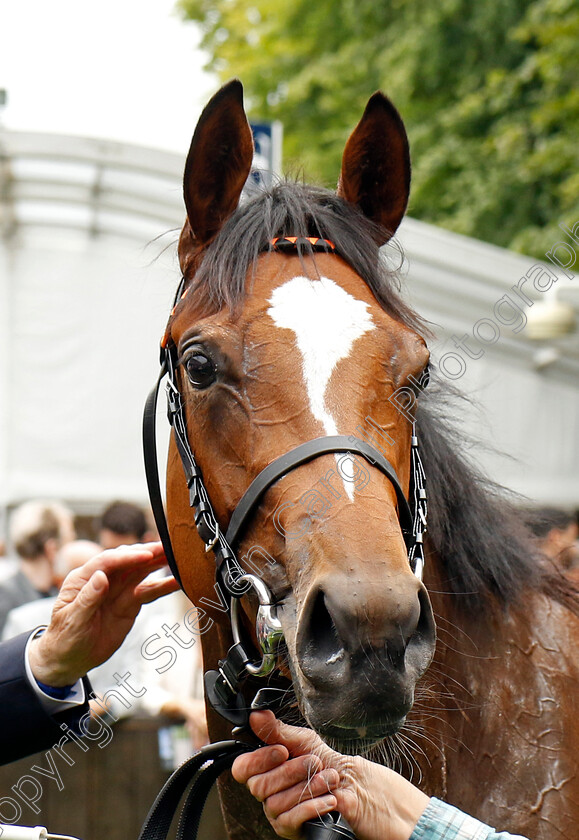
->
[140,237,428,840]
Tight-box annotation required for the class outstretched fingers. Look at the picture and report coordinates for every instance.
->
[95,542,167,586]
[92,543,175,608]
[136,573,180,604]
[56,542,166,605]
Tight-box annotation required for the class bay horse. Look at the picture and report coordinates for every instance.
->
[161,80,579,839]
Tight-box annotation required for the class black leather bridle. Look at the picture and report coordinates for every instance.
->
[140,239,429,840]
[142,236,428,722]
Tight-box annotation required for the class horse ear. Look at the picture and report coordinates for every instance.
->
[183,79,254,244]
[337,92,410,242]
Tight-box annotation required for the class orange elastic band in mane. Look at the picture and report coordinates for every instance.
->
[271,236,336,252]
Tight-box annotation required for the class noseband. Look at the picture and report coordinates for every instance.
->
[142,236,428,723]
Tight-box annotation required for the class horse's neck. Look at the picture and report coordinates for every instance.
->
[419,559,579,838]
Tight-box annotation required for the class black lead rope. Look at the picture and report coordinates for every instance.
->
[137,741,251,840]
[137,739,355,840]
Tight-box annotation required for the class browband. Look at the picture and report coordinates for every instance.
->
[270,236,336,253]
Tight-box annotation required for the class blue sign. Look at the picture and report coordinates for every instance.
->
[247,120,283,191]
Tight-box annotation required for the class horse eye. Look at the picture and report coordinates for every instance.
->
[184,351,216,389]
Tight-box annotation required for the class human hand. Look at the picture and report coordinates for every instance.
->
[28,542,178,686]
[232,711,429,840]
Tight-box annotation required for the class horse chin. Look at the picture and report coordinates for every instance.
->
[315,720,407,755]
[300,696,409,754]
[284,655,413,755]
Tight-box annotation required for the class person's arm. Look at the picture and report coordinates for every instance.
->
[411,799,530,840]
[232,711,530,840]
[0,631,90,764]
[25,629,88,713]
[0,543,178,765]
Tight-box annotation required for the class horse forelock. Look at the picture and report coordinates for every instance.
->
[174,180,427,335]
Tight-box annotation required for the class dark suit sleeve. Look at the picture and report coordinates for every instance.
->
[0,632,91,765]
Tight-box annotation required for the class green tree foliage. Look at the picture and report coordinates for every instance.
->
[180,0,579,259]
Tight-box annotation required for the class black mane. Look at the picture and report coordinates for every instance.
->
[418,380,578,611]
[188,180,577,613]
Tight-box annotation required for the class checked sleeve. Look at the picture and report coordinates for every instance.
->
[410,798,530,840]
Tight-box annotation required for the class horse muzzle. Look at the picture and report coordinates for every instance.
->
[293,571,436,745]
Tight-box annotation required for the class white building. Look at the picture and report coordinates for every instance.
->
[0,130,577,536]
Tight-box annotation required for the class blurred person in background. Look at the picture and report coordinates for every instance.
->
[527,506,579,570]
[0,500,75,635]
[99,500,152,549]
[2,540,101,639]
[138,588,209,752]
[0,534,16,583]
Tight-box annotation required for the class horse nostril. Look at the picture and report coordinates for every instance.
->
[297,577,436,687]
[299,590,345,680]
[416,585,435,640]
[386,637,406,669]
[385,586,434,670]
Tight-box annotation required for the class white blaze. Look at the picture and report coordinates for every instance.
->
[267,275,375,500]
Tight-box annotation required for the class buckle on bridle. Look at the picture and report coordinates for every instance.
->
[204,522,220,552]
[165,377,180,418]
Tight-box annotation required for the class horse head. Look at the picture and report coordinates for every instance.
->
[164,80,436,752]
